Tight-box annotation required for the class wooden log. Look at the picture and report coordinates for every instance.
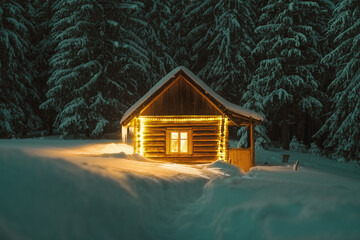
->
[147,156,218,162]
[143,142,165,147]
[193,142,218,147]
[142,127,166,131]
[193,149,218,155]
[192,153,218,157]
[142,136,165,141]
[193,137,218,141]
[143,146,165,152]
[193,144,218,149]
[192,132,219,136]
[142,134,166,137]
[194,145,218,149]
[144,153,167,158]
[192,127,218,131]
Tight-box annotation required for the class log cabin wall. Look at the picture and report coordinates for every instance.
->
[137,116,225,163]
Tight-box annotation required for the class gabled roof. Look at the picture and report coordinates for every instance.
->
[120,66,264,126]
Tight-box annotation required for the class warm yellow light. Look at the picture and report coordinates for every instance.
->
[216,117,228,161]
[222,117,227,161]
[139,117,144,155]
[140,116,222,122]
[218,117,223,161]
[136,116,227,159]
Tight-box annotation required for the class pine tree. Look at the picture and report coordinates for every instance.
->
[31,0,55,134]
[317,0,360,159]
[103,0,150,117]
[41,0,107,137]
[184,0,215,75]
[0,0,41,137]
[141,0,176,87]
[185,0,255,104]
[169,0,192,68]
[249,0,325,149]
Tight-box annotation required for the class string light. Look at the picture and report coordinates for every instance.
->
[135,116,228,161]
[218,116,223,160]
[140,117,222,122]
[222,117,227,161]
[139,117,144,155]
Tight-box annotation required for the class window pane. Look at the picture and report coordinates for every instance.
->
[180,132,187,139]
[180,140,188,153]
[171,140,178,152]
[171,132,178,139]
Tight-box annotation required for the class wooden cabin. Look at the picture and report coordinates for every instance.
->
[120,67,263,172]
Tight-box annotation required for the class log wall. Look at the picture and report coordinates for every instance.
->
[139,117,223,163]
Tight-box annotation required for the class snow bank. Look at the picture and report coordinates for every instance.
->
[175,173,360,240]
[1,139,360,240]
[0,150,208,240]
[205,160,243,176]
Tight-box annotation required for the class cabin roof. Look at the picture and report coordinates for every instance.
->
[120,66,264,126]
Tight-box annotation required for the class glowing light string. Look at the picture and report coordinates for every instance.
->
[135,116,228,161]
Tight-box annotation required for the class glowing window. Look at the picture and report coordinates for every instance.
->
[168,130,191,154]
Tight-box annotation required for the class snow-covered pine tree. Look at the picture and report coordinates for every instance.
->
[183,1,215,75]
[186,0,255,104]
[240,88,270,148]
[30,0,55,134]
[316,0,360,159]
[141,0,176,87]
[0,0,41,137]
[249,0,325,149]
[103,0,150,119]
[307,0,335,138]
[169,0,192,68]
[41,0,108,137]
[237,0,270,149]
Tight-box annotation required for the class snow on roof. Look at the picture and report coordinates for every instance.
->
[120,66,264,125]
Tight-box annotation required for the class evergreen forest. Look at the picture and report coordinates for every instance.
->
[0,0,359,160]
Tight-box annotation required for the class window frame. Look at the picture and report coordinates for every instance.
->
[166,129,193,156]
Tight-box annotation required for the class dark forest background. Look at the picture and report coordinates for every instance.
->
[0,0,359,159]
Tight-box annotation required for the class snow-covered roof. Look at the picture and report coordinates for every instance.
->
[120,66,264,125]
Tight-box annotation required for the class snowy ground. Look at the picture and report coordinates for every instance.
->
[1,138,360,240]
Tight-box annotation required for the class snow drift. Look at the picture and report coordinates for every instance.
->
[1,139,360,240]
[0,150,208,240]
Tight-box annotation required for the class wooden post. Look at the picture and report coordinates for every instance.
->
[247,125,251,148]
[250,122,255,167]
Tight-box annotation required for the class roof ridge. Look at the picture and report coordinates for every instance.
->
[120,67,264,125]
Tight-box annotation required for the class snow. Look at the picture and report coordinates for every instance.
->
[120,67,264,125]
[1,138,360,239]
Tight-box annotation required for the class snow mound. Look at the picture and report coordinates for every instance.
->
[0,150,207,240]
[95,152,132,159]
[1,140,360,240]
[174,172,360,240]
[129,153,155,162]
[206,160,243,176]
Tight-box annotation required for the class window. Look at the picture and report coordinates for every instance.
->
[167,130,192,155]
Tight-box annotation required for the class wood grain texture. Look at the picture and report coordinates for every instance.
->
[140,117,221,162]
[229,148,252,172]
[141,76,222,116]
